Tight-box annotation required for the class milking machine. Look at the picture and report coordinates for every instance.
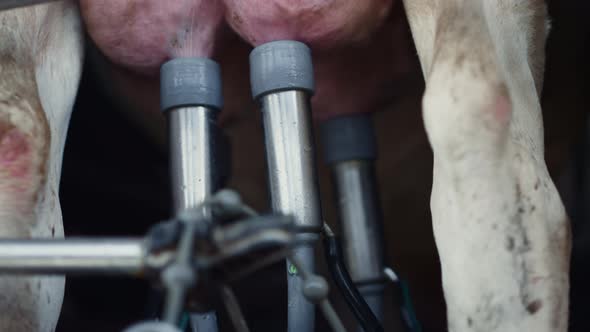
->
[0,2,421,331]
[0,49,414,332]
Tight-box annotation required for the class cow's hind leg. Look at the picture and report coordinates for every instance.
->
[402,1,570,331]
[0,2,83,331]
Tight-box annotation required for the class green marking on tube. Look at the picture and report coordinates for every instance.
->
[288,263,298,275]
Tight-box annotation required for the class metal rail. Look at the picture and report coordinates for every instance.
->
[0,0,57,11]
[0,238,171,275]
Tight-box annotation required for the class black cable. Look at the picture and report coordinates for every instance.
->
[323,231,384,332]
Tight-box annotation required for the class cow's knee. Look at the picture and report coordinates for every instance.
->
[423,64,512,170]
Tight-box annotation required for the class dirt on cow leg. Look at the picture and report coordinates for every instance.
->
[403,1,571,331]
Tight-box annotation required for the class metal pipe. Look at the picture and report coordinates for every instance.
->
[0,238,145,274]
[332,161,384,319]
[250,40,322,332]
[320,114,386,326]
[259,91,322,234]
[168,106,217,212]
[0,0,57,11]
[161,57,223,331]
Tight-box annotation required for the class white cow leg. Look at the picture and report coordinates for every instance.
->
[0,2,83,331]
[402,1,570,331]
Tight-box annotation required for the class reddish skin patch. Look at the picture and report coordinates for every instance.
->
[0,129,30,162]
[494,93,512,125]
[0,125,39,214]
[0,128,32,179]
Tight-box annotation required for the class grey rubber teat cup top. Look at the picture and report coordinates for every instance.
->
[320,113,378,164]
[249,40,315,100]
[160,57,223,112]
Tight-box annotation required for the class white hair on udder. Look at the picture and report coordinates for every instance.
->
[169,0,224,58]
[170,0,197,58]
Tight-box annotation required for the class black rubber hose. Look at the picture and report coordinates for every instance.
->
[323,232,384,332]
